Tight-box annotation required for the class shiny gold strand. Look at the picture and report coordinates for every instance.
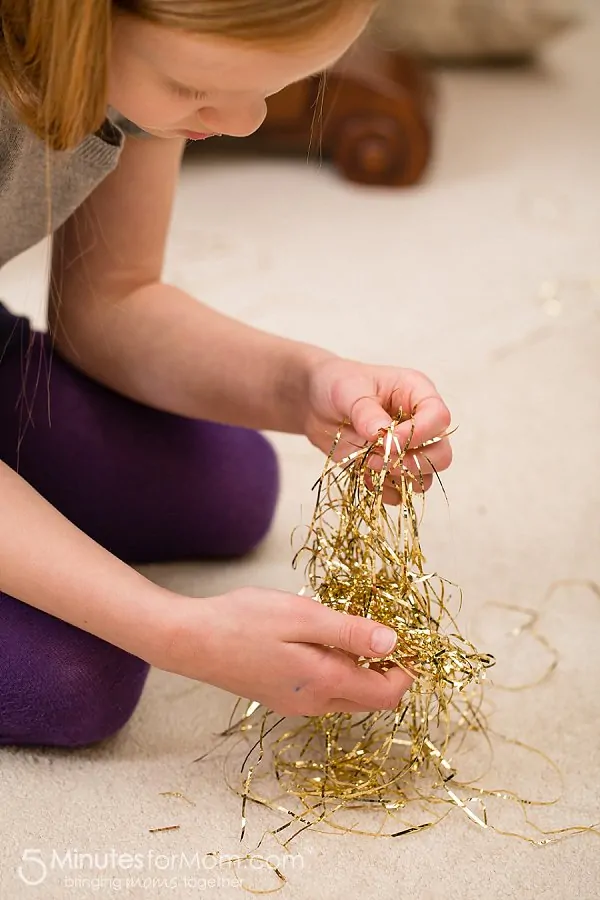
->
[206,419,599,856]
[221,417,494,839]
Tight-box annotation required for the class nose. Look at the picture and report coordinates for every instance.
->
[199,99,267,138]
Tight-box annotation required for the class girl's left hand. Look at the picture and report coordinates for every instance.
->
[303,356,453,498]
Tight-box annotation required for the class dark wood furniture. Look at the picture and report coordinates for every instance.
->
[186,41,435,188]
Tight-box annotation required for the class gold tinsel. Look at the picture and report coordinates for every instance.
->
[200,417,599,859]
[215,417,496,840]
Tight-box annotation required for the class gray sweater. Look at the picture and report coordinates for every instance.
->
[0,99,131,270]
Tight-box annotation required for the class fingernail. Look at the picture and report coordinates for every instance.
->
[369,419,392,437]
[371,627,397,655]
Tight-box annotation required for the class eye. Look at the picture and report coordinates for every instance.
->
[170,82,207,103]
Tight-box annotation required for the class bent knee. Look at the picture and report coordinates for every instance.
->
[224,429,280,556]
[52,650,150,747]
[202,428,279,557]
[1,642,149,748]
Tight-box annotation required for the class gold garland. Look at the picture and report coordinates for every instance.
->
[194,418,599,877]
[221,417,497,841]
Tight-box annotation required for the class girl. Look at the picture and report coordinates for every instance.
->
[0,0,452,748]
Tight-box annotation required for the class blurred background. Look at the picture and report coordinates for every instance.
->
[1,3,599,898]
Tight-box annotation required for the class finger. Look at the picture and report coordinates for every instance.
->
[350,395,393,441]
[336,663,414,710]
[388,474,434,497]
[364,470,412,503]
[393,393,451,450]
[320,646,362,666]
[405,429,451,492]
[405,439,453,478]
[367,443,451,479]
[332,425,371,462]
[329,369,451,447]
[328,374,393,441]
[310,423,371,465]
[294,603,399,660]
[346,371,451,445]
[365,457,436,497]
[319,426,452,479]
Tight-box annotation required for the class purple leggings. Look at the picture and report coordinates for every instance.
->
[0,304,279,748]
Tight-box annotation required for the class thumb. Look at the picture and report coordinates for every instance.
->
[350,396,392,441]
[297,601,398,658]
[327,374,392,440]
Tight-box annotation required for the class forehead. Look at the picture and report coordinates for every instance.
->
[127,10,370,92]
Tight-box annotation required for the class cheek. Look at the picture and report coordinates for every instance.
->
[108,73,193,129]
[122,91,192,129]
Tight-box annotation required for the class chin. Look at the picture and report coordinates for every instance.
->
[140,125,182,139]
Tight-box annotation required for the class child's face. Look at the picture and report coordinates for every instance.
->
[109,7,372,140]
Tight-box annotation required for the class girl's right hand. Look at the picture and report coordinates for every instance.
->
[162,587,413,716]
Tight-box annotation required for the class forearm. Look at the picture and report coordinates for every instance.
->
[50,281,333,432]
[0,459,173,667]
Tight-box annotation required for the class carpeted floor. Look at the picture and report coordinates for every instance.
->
[1,9,599,900]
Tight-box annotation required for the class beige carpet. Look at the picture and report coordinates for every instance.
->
[1,9,599,900]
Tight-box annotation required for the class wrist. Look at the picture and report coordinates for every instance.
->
[116,581,190,670]
[150,590,221,679]
[274,341,336,435]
